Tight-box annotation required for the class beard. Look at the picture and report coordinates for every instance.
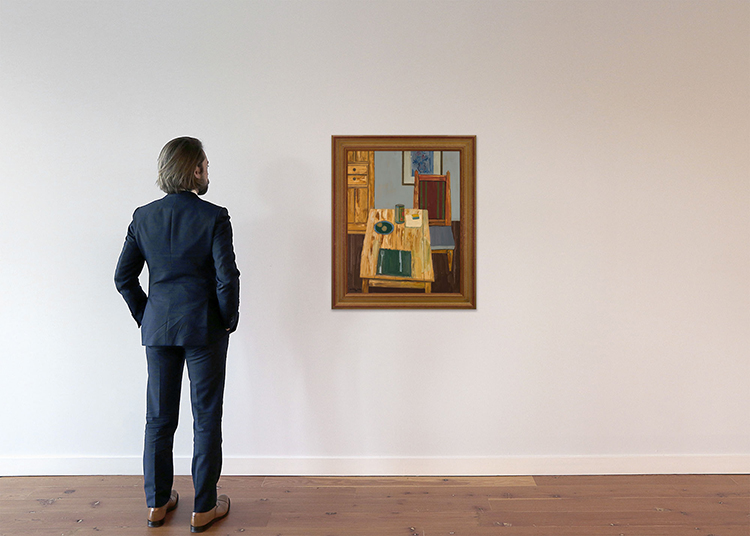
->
[196,180,209,195]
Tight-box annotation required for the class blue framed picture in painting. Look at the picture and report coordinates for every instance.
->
[403,151,441,185]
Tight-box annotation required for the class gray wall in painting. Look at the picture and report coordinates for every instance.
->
[374,151,460,221]
[373,152,410,210]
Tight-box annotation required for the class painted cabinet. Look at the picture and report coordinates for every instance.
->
[347,150,374,234]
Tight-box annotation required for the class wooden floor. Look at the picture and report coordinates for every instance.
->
[1,475,748,535]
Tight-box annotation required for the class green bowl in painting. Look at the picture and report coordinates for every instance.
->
[374,220,394,235]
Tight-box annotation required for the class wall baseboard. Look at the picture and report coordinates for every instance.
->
[1,455,747,477]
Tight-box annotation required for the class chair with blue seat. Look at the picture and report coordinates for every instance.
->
[414,170,456,270]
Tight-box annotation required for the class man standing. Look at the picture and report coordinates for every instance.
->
[115,137,239,532]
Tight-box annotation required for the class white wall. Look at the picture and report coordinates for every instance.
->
[1,0,748,476]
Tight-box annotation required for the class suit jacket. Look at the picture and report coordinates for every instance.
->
[115,191,240,346]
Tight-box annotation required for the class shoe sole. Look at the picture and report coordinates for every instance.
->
[190,497,230,533]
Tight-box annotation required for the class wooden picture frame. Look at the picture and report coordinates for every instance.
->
[332,135,476,309]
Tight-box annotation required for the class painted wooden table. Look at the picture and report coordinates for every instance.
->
[359,208,434,293]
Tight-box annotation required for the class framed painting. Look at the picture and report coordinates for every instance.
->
[332,135,476,309]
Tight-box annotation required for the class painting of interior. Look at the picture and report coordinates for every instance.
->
[332,136,476,309]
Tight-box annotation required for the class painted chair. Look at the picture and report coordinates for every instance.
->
[414,170,455,270]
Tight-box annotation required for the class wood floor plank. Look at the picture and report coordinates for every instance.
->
[481,483,750,499]
[260,475,536,488]
[0,476,138,501]
[216,474,266,488]
[354,486,495,505]
[450,526,748,536]
[479,509,749,527]
[533,474,742,486]
[488,496,748,512]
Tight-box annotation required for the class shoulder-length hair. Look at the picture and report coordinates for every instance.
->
[156,137,206,194]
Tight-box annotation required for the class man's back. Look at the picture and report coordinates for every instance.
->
[115,191,240,346]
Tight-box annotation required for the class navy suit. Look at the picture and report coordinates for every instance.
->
[115,191,240,512]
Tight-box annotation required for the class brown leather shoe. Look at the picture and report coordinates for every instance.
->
[190,494,230,533]
[147,490,179,527]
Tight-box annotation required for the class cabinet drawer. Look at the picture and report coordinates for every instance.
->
[348,174,368,186]
[348,164,368,175]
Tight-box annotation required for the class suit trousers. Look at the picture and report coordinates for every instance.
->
[144,335,228,513]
